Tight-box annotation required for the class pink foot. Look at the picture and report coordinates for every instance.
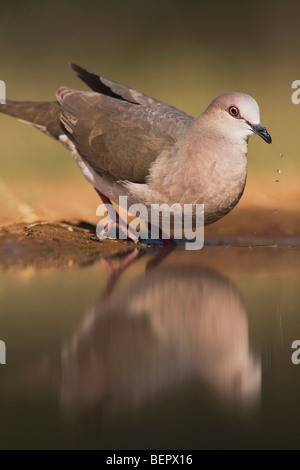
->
[102,218,114,234]
[95,189,139,244]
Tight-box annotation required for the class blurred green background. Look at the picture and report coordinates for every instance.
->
[0,0,299,224]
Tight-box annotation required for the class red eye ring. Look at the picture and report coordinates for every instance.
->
[228,105,240,117]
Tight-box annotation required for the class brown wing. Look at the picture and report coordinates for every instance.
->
[57,85,194,183]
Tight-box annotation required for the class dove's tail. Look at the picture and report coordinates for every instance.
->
[0,100,62,139]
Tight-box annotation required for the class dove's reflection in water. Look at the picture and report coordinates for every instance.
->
[59,249,261,413]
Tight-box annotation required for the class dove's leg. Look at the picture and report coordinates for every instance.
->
[96,191,116,235]
[95,189,139,243]
[96,190,177,247]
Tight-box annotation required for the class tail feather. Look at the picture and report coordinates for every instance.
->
[0,100,62,139]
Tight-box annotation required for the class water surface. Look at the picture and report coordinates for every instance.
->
[0,246,300,449]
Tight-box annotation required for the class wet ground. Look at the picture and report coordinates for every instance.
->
[0,222,135,268]
[0,220,300,449]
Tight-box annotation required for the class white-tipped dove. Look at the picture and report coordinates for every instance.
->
[0,64,271,243]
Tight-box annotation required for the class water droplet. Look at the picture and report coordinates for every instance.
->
[275,179,279,184]
[277,169,281,174]
[274,210,278,214]
[280,153,284,158]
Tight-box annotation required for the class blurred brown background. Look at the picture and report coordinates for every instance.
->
[0,0,299,238]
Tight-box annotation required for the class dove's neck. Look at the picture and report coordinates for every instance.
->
[187,114,249,157]
[176,117,249,223]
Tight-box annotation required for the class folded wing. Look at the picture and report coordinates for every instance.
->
[58,66,194,183]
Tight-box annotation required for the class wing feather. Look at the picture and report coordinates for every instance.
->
[57,86,193,183]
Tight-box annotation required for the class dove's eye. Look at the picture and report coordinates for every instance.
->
[228,106,240,118]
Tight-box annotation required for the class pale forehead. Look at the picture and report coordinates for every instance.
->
[209,93,260,122]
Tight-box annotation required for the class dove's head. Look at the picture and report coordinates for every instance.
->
[202,93,271,144]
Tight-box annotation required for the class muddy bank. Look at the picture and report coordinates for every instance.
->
[0,221,135,269]
[1,207,300,269]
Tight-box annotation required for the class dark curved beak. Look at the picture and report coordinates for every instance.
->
[250,123,272,144]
